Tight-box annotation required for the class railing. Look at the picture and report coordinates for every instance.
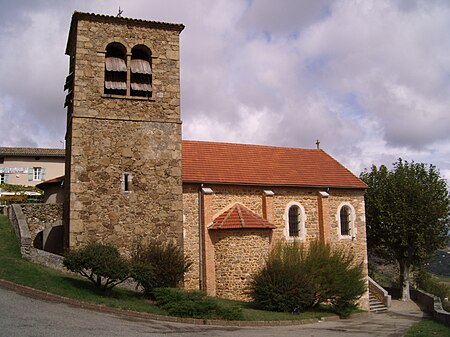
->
[368,276,391,307]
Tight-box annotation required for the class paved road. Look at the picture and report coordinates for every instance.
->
[0,287,423,337]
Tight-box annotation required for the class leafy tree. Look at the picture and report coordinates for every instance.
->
[361,159,449,300]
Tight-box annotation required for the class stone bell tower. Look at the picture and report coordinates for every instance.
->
[64,12,184,251]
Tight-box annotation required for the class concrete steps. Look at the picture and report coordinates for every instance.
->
[369,294,388,313]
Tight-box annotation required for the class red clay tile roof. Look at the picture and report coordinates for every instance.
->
[209,203,276,230]
[182,140,367,189]
[0,147,65,157]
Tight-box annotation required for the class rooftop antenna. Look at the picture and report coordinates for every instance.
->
[117,7,123,17]
[316,139,320,149]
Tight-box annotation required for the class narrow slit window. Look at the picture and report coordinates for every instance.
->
[123,173,130,192]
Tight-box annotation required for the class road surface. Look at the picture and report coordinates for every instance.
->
[0,286,423,337]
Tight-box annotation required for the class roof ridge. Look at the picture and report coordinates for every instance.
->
[236,204,245,227]
[182,140,317,152]
[72,11,185,30]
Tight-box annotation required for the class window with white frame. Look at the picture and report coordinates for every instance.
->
[337,203,356,239]
[33,167,42,181]
[285,202,306,240]
[0,173,6,184]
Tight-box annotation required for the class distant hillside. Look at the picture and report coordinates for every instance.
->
[426,249,450,277]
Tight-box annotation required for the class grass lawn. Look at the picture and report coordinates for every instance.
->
[435,274,450,287]
[0,214,335,321]
[404,319,450,337]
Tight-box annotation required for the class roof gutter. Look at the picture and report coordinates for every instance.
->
[182,180,367,190]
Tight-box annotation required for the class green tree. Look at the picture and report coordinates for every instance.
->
[361,159,449,300]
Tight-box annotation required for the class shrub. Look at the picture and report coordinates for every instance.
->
[63,242,130,291]
[302,241,366,317]
[130,261,155,298]
[249,242,315,312]
[131,240,192,297]
[153,288,243,320]
[416,270,450,302]
[250,240,366,317]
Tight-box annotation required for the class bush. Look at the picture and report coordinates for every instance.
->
[416,270,450,302]
[303,241,366,317]
[63,243,130,291]
[249,242,315,312]
[153,288,243,320]
[130,261,155,298]
[250,240,366,317]
[131,240,192,297]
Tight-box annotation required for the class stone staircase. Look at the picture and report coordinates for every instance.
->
[369,293,389,313]
[368,276,391,313]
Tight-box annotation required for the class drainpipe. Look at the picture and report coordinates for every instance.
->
[198,184,203,290]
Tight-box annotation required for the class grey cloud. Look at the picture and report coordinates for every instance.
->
[1,0,450,177]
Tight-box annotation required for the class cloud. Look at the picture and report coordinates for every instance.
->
[298,0,450,149]
[0,0,450,178]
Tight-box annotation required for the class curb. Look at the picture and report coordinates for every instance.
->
[0,278,352,327]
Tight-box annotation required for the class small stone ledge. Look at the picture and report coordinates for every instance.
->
[29,248,65,272]
[101,94,156,102]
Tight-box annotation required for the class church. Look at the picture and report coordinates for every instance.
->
[63,12,369,308]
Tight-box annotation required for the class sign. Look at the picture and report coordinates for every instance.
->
[0,167,29,174]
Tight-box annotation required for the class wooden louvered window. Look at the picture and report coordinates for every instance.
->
[130,46,152,97]
[104,43,127,96]
[288,205,300,237]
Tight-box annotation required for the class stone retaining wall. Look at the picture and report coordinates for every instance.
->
[410,288,450,326]
[20,204,63,245]
[7,203,65,271]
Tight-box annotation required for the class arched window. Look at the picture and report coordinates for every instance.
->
[130,45,152,97]
[289,205,300,237]
[337,203,356,239]
[104,43,127,95]
[284,202,306,240]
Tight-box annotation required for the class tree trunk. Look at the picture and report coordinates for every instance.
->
[399,260,411,301]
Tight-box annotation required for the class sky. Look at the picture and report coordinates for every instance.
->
[1,0,450,179]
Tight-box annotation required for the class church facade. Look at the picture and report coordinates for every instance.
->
[64,12,369,309]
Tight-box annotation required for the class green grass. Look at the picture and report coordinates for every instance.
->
[435,274,450,286]
[214,297,335,321]
[404,319,450,337]
[0,214,336,321]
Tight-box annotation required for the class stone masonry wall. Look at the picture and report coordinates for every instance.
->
[69,17,182,123]
[68,118,182,251]
[66,15,183,253]
[21,203,63,244]
[211,229,271,301]
[182,183,369,309]
[182,185,200,290]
